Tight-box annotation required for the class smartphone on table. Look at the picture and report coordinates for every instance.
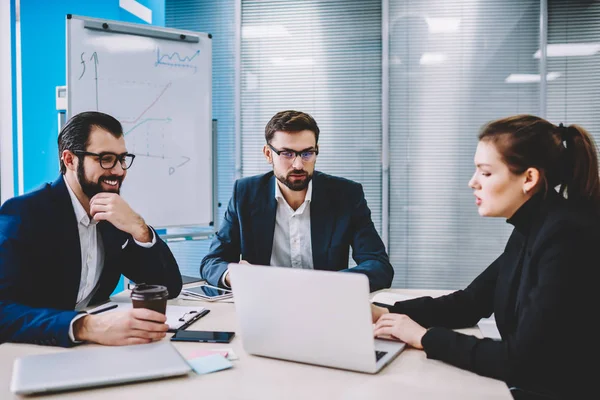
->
[170,330,235,343]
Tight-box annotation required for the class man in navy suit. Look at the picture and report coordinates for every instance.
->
[201,110,393,292]
[0,111,182,347]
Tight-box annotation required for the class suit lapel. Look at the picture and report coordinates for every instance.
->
[98,221,126,264]
[50,176,82,307]
[310,172,334,269]
[250,175,277,265]
[94,221,126,300]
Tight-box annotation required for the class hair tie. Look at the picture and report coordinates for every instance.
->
[558,122,575,184]
[558,122,571,142]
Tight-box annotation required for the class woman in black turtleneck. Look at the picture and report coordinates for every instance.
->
[371,115,600,400]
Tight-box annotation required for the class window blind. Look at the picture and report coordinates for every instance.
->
[165,0,236,277]
[241,0,383,246]
[547,0,600,141]
[388,0,540,288]
[165,0,598,289]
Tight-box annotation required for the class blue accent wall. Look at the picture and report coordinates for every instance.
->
[10,0,18,194]
[18,0,165,295]
[19,0,165,194]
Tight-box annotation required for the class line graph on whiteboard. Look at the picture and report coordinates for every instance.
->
[77,51,194,176]
[120,81,192,176]
[155,47,201,73]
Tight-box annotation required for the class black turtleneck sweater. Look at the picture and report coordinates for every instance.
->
[385,190,600,398]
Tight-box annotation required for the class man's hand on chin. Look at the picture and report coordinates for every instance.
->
[89,193,151,242]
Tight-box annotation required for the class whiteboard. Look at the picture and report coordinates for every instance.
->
[66,15,213,229]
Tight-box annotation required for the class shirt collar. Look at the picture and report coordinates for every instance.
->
[64,176,94,226]
[274,178,313,204]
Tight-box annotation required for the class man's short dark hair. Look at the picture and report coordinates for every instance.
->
[265,110,320,144]
[58,111,123,174]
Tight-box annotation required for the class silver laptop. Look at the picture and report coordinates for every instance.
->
[229,263,406,374]
[10,341,191,395]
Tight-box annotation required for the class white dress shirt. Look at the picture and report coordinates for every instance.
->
[270,180,314,269]
[65,179,156,342]
[222,180,315,288]
[65,179,105,311]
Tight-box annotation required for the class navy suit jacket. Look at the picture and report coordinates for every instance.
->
[200,171,393,292]
[0,176,182,347]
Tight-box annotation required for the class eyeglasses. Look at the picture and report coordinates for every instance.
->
[74,151,136,170]
[268,144,318,163]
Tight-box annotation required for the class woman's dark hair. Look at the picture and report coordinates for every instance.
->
[58,111,123,174]
[479,114,600,210]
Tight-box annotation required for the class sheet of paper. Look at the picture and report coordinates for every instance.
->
[188,354,233,374]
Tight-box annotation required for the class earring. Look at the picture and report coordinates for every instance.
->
[523,188,528,195]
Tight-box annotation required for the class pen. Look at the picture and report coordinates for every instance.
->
[90,304,118,315]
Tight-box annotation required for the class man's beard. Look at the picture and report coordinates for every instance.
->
[276,169,312,191]
[77,162,123,198]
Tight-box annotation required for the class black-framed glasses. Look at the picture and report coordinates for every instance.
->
[267,144,318,163]
[73,151,136,170]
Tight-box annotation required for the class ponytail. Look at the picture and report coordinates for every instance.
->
[561,124,600,209]
[479,115,600,213]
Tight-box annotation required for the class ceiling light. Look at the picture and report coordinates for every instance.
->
[420,52,446,65]
[242,24,291,39]
[425,17,461,33]
[504,72,561,83]
[533,43,600,58]
[269,57,314,66]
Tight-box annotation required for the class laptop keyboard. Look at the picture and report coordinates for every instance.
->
[375,350,388,362]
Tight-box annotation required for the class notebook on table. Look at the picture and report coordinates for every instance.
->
[10,341,191,395]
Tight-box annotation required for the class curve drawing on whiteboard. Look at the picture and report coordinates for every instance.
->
[124,116,192,176]
[116,82,192,176]
[78,51,100,110]
[121,82,172,125]
[155,47,201,73]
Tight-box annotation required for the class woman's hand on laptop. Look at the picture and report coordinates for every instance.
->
[371,304,390,323]
[373,314,427,350]
[73,308,169,345]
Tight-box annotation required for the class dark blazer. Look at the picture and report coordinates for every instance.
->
[383,191,599,398]
[0,176,182,347]
[200,171,393,292]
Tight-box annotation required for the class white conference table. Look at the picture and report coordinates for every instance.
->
[0,288,512,399]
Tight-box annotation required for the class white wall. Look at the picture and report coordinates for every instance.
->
[0,0,14,203]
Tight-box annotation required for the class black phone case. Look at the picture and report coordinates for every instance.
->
[170,332,235,343]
